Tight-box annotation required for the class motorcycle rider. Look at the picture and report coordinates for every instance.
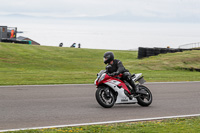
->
[103,51,140,96]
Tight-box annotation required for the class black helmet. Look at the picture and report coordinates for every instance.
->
[103,51,114,64]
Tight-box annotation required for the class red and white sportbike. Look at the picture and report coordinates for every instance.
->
[94,70,152,108]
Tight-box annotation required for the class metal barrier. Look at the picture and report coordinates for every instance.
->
[1,38,29,44]
[179,42,200,49]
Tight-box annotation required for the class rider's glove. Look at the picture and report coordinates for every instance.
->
[105,65,112,70]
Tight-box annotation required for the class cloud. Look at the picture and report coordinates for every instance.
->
[1,0,200,22]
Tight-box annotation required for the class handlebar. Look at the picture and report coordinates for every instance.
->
[107,73,115,76]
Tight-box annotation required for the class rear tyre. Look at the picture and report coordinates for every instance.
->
[95,86,115,108]
[137,85,153,106]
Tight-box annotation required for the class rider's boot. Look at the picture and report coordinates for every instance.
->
[127,80,139,97]
[124,72,146,97]
[129,80,148,96]
[128,80,148,96]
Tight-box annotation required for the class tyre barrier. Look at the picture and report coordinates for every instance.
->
[138,47,147,59]
[138,47,192,59]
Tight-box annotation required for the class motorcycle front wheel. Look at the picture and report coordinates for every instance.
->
[95,86,116,108]
[137,85,153,107]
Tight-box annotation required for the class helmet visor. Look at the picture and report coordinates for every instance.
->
[103,57,107,62]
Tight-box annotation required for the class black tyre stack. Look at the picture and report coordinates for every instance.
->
[154,48,161,55]
[138,47,146,59]
[138,47,192,59]
[146,48,155,57]
[160,48,167,54]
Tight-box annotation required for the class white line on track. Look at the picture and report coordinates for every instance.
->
[146,81,200,84]
[0,84,89,88]
[0,81,200,88]
[1,114,200,132]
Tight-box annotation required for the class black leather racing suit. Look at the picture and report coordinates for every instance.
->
[106,59,137,94]
[106,59,127,74]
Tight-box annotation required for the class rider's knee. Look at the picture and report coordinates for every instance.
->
[123,72,132,81]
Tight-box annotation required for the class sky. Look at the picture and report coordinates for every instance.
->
[1,0,200,22]
[1,0,200,49]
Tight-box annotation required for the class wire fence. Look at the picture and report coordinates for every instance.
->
[0,27,2,40]
[179,42,200,49]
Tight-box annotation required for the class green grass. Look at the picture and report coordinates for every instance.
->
[0,42,200,85]
[5,117,200,133]
[1,43,200,132]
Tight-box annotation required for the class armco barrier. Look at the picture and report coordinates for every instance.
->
[137,47,192,59]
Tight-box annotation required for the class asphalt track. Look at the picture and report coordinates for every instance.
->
[0,82,200,131]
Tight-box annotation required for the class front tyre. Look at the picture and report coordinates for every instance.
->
[137,85,153,107]
[95,87,115,108]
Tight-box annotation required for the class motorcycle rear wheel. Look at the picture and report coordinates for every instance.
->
[137,85,153,106]
[96,87,115,108]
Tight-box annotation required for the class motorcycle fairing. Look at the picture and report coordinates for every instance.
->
[103,78,137,104]
[103,77,131,94]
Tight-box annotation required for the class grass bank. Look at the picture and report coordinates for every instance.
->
[0,43,200,85]
[4,117,200,133]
